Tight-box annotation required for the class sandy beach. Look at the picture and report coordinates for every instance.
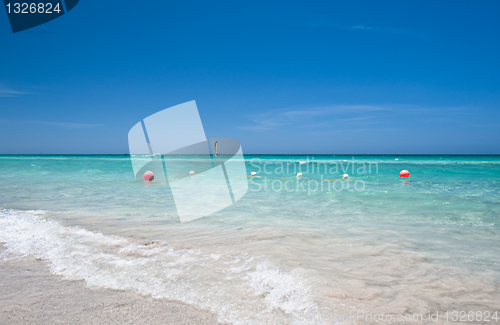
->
[0,246,221,325]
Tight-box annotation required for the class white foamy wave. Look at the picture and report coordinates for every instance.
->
[247,264,315,316]
[0,209,323,325]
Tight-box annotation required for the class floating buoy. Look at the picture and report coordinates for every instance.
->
[343,174,349,179]
[189,170,195,176]
[251,172,257,176]
[143,171,155,182]
[299,161,307,164]
[400,170,410,178]
[297,172,303,178]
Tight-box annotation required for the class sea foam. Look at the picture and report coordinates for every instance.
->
[0,209,323,325]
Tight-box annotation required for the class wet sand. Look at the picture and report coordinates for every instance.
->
[0,249,222,325]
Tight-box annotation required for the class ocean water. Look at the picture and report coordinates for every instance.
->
[1,155,499,324]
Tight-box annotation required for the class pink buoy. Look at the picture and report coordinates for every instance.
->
[143,171,155,182]
[400,170,410,178]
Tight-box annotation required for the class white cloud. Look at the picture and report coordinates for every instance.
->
[0,86,27,97]
[241,104,467,132]
[351,25,373,30]
[0,119,103,128]
[303,20,424,38]
[347,25,425,38]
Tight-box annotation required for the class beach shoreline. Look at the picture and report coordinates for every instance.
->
[0,246,222,325]
[1,155,500,324]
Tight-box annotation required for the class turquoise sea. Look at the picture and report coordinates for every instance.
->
[1,155,499,324]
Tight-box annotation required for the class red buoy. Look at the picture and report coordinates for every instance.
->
[143,171,155,182]
[400,170,410,178]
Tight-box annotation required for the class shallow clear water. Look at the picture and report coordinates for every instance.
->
[1,155,499,324]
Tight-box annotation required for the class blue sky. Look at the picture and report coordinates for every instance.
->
[1,0,499,154]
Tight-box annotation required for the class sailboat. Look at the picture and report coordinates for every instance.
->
[214,141,220,156]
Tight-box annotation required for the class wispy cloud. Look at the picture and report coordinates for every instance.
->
[0,86,27,97]
[241,105,392,131]
[351,25,373,30]
[303,20,424,38]
[0,119,103,128]
[346,25,424,38]
[241,104,466,132]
